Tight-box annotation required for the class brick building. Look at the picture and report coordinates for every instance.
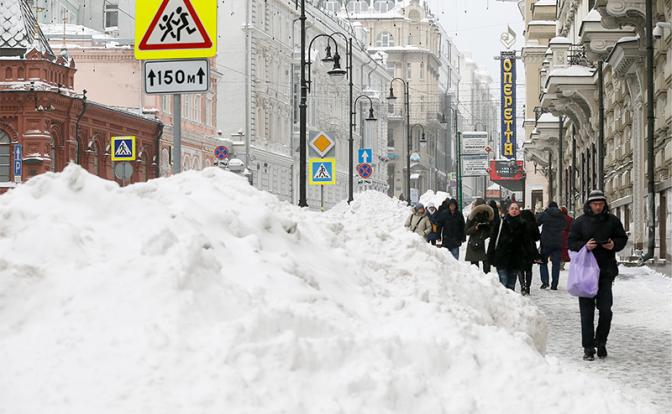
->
[0,0,161,192]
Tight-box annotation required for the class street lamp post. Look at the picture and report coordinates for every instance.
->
[299,27,347,207]
[387,78,410,204]
[350,94,378,202]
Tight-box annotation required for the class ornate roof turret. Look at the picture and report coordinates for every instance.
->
[0,0,54,59]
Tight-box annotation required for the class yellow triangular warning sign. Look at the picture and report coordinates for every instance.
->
[139,0,212,51]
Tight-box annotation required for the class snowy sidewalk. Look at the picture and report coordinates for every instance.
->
[522,265,672,412]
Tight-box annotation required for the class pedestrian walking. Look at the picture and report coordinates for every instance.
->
[519,209,542,295]
[487,201,531,291]
[537,201,567,290]
[560,206,574,264]
[568,190,628,361]
[438,198,465,260]
[489,199,501,230]
[404,203,431,238]
[465,199,494,273]
[425,202,442,246]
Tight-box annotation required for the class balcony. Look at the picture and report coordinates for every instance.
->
[595,0,646,31]
[579,9,636,62]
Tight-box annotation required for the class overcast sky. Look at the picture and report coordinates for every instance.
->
[426,0,526,82]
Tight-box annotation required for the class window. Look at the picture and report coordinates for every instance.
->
[162,95,171,114]
[419,61,424,80]
[206,97,213,127]
[375,32,394,47]
[325,0,340,14]
[374,1,393,13]
[104,1,119,29]
[407,32,413,46]
[346,1,365,13]
[386,62,396,76]
[406,63,412,80]
[195,95,202,124]
[0,131,10,182]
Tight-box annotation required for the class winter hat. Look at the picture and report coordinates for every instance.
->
[474,198,485,206]
[548,201,559,208]
[414,203,425,211]
[586,189,607,203]
[426,202,436,210]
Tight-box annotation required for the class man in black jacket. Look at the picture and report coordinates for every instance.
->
[537,201,567,290]
[438,198,466,260]
[568,190,628,361]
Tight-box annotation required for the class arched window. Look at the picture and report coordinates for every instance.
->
[374,1,394,13]
[346,1,366,13]
[0,130,10,182]
[4,67,11,80]
[160,147,170,175]
[376,32,394,47]
[50,137,57,172]
[89,142,100,176]
[325,0,341,14]
[192,157,200,170]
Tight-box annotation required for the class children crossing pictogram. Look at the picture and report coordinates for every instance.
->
[139,0,212,51]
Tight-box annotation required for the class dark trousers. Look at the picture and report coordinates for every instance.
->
[540,249,561,288]
[497,268,519,290]
[519,264,533,291]
[470,260,491,274]
[578,281,613,349]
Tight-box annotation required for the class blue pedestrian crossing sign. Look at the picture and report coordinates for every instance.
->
[111,136,136,161]
[309,158,336,186]
[358,148,372,164]
[13,144,22,183]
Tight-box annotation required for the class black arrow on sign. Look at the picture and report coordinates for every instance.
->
[148,70,156,86]
[196,68,205,84]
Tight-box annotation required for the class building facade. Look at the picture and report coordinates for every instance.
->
[523,0,671,261]
[0,0,160,192]
[219,0,392,206]
[345,0,451,202]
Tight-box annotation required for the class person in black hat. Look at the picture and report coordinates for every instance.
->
[537,201,567,290]
[568,189,628,361]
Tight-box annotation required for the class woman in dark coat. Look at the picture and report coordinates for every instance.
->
[519,209,542,295]
[425,203,441,246]
[465,202,494,273]
[560,206,573,264]
[438,198,465,260]
[487,201,532,291]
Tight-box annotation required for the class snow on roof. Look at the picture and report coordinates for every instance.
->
[550,36,571,45]
[40,24,110,38]
[0,0,54,58]
[549,65,595,77]
[534,0,557,6]
[528,20,557,26]
[583,9,602,22]
[537,113,560,123]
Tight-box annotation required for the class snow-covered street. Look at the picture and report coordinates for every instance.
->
[0,167,670,414]
[506,265,672,412]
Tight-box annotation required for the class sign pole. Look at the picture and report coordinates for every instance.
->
[457,131,463,208]
[320,185,324,211]
[173,94,182,174]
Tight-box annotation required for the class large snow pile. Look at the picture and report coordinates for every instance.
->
[0,166,653,413]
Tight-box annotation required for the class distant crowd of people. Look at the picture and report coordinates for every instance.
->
[405,190,628,361]
[405,196,575,295]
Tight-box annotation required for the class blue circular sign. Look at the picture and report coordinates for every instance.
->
[356,163,373,179]
[214,145,229,160]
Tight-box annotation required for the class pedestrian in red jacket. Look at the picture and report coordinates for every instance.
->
[560,206,574,263]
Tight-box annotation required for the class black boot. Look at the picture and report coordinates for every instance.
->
[540,283,549,289]
[597,345,608,359]
[583,347,595,361]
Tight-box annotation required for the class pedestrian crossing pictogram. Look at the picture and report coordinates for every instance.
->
[111,136,137,161]
[115,141,132,157]
[309,158,336,186]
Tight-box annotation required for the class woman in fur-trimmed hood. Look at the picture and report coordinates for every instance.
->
[465,201,494,272]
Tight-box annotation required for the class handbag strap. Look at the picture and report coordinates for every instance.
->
[494,219,504,249]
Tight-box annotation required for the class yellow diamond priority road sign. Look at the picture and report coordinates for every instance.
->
[309,131,335,158]
[135,0,217,60]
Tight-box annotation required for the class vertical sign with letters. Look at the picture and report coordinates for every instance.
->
[500,51,516,159]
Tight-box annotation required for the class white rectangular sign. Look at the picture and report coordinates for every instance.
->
[461,132,488,155]
[462,155,489,177]
[144,59,209,94]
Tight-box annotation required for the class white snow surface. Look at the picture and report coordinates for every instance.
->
[0,166,656,413]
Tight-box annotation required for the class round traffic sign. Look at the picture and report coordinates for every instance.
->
[214,145,230,160]
[356,163,373,179]
[114,162,134,180]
